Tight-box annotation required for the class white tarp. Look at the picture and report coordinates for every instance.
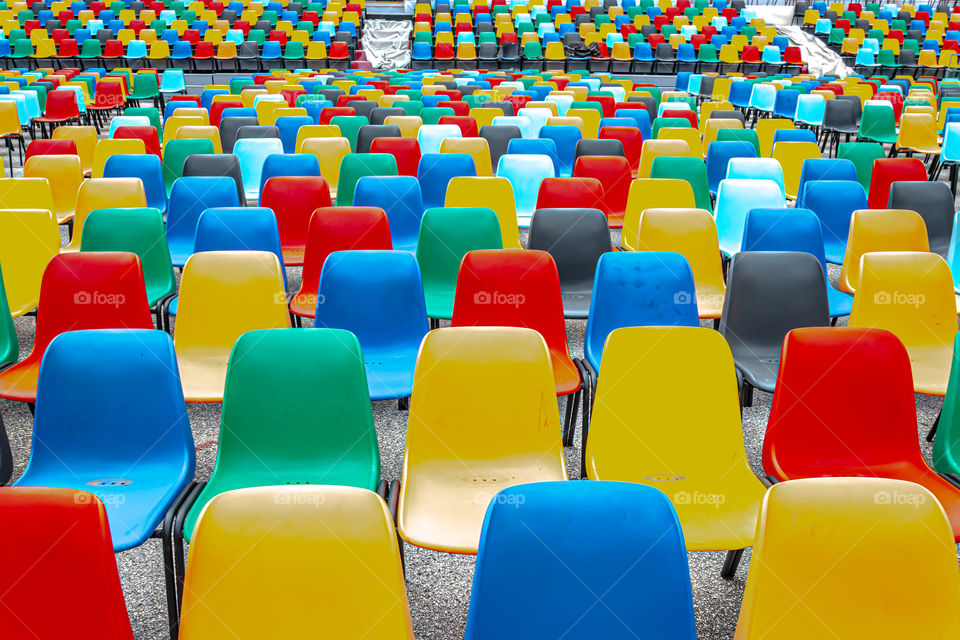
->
[361,19,412,70]
[777,24,854,77]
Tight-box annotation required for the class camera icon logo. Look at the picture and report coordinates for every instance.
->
[874,291,891,305]
[673,291,693,305]
[74,291,91,305]
[474,290,491,304]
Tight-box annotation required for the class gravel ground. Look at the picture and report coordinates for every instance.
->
[1,224,948,639]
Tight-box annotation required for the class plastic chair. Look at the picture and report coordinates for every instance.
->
[256,153,322,202]
[417,123,461,154]
[416,207,503,321]
[496,153,555,226]
[802,180,869,264]
[0,208,60,317]
[571,155,632,227]
[713,178,786,256]
[444,177,522,249]
[621,179,698,250]
[464,481,697,639]
[763,327,960,538]
[418,152,476,211]
[839,209,930,294]
[452,250,585,443]
[583,251,700,377]
[259,176,331,266]
[859,100,898,144]
[528,208,612,319]
[888,181,954,255]
[178,486,412,639]
[633,208,726,319]
[0,253,154,404]
[771,141,823,200]
[756,118,795,157]
[648,156,712,211]
[867,157,928,208]
[706,140,757,195]
[161,138,214,195]
[849,252,957,396]
[15,329,193,551]
[897,112,941,156]
[794,157,859,208]
[63,178,148,252]
[352,176,424,253]
[232,137,284,201]
[102,153,166,213]
[584,327,767,574]
[725,157,786,197]
[336,153,399,206]
[396,327,568,553]
[165,176,241,267]
[539,125,583,176]
[720,250,831,401]
[0,487,137,637]
[193,207,287,286]
[733,477,960,638]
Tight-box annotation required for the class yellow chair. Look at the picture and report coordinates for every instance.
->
[22,155,83,225]
[771,141,822,199]
[174,251,290,402]
[0,208,60,316]
[91,138,146,179]
[444,176,521,249]
[147,40,170,62]
[298,137,350,198]
[586,326,766,554]
[294,124,341,152]
[702,118,743,156]
[62,178,147,253]
[565,107,601,138]
[52,125,97,175]
[621,179,696,250]
[0,178,56,228]
[756,118,795,157]
[849,251,957,396]
[896,113,942,157]
[384,115,422,137]
[699,101,733,132]
[633,208,726,318]
[637,139,691,179]
[178,486,414,639]
[439,137,493,176]
[469,106,504,129]
[396,327,567,554]
[255,99,285,125]
[839,209,929,293]
[657,127,703,159]
[175,125,223,153]
[161,115,208,145]
[733,477,960,639]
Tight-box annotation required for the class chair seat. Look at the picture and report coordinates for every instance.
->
[281,246,304,266]
[560,288,591,318]
[168,240,192,267]
[734,352,779,392]
[398,455,568,554]
[907,343,953,395]
[551,347,582,395]
[0,358,41,402]
[15,467,188,550]
[289,292,318,318]
[903,144,941,155]
[828,285,853,317]
[176,346,231,401]
[365,349,418,401]
[424,284,455,320]
[697,283,726,318]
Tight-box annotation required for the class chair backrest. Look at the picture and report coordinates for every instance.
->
[418,152,477,210]
[67,177,148,251]
[714,178,786,256]
[867,156,927,208]
[734,477,960,639]
[527,208,612,300]
[464,481,696,640]
[166,176,243,264]
[445,176,522,249]
[0,487,135,638]
[336,153,399,206]
[800,179,868,262]
[178,485,413,638]
[352,175,424,252]
[795,157,858,207]
[839,209,929,293]
[887,180,954,255]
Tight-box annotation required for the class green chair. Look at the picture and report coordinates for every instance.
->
[79,208,176,325]
[127,73,160,107]
[77,38,102,66]
[248,29,266,45]
[124,106,161,132]
[652,117,692,137]
[858,101,898,144]
[697,44,719,70]
[934,333,960,472]
[261,9,278,25]
[0,265,19,371]
[329,114,367,152]
[419,106,454,125]
[176,327,382,542]
[229,77,254,94]
[283,41,304,68]
[336,153,399,205]
[878,48,900,72]
[161,138,215,195]
[397,100,424,116]
[415,207,503,320]
[837,141,886,191]
[716,127,761,156]
[827,28,845,48]
[9,39,33,62]
[649,155,712,211]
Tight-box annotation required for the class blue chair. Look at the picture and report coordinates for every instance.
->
[194,207,287,288]
[200,89,227,111]
[493,115,536,139]
[539,125,582,176]
[257,153,321,202]
[417,153,476,210]
[125,39,147,60]
[795,94,826,127]
[464,481,697,640]
[584,251,699,375]
[505,138,561,177]
[107,115,151,137]
[795,158,858,207]
[417,123,461,154]
[714,178,786,256]
[496,153,555,227]
[411,41,432,64]
[103,154,167,213]
[261,41,282,61]
[169,40,192,62]
[676,43,697,71]
[801,179,868,264]
[728,81,753,109]
[232,137,284,201]
[275,115,314,153]
[421,94,450,108]
[706,140,757,195]
[725,157,785,197]
[314,250,429,401]
[165,176,242,266]
[772,128,817,150]
[772,89,801,119]
[614,107,652,140]
[159,69,186,95]
[749,83,777,116]
[353,176,424,252]
[303,99,333,123]
[632,43,654,73]
[14,329,194,551]
[741,208,853,318]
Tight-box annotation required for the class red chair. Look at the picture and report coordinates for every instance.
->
[289,207,393,319]
[336,95,366,108]
[25,138,77,162]
[0,252,153,403]
[784,46,805,68]
[439,115,478,137]
[535,177,605,211]
[451,249,585,444]
[434,42,455,61]
[34,89,81,136]
[445,100,469,116]
[572,155,632,228]
[113,125,162,157]
[193,41,215,70]
[88,79,126,130]
[328,41,350,69]
[281,87,306,107]
[210,98,243,127]
[182,28,200,45]
[0,487,135,638]
[319,106,356,124]
[867,157,928,208]
[51,28,69,44]
[739,45,762,68]
[55,38,79,62]
[129,19,145,34]
[260,176,332,266]
[874,91,903,122]
[101,39,125,63]
[660,108,697,128]
[269,30,288,45]
[764,327,960,540]
[586,95,615,117]
[598,126,643,176]
[505,93,531,112]
[616,99,655,120]
[369,136,421,177]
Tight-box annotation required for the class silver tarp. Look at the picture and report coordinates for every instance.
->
[776,25,854,77]
[361,19,413,70]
